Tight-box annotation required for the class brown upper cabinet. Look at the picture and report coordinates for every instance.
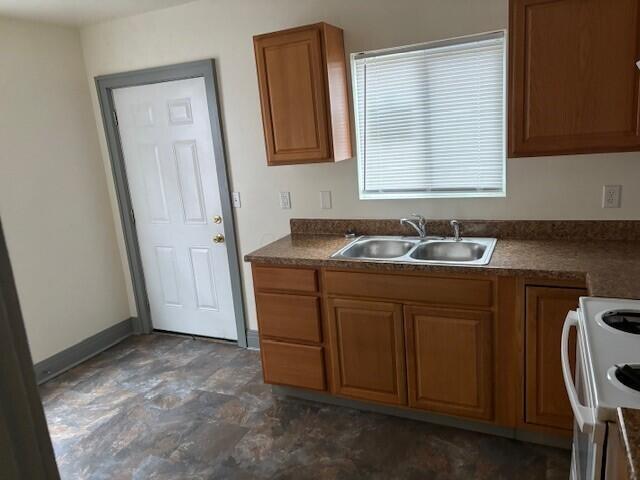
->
[253,23,353,166]
[509,0,640,157]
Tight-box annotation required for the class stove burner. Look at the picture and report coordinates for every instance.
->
[601,310,640,334]
[615,365,640,392]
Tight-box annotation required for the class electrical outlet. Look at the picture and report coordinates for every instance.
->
[602,185,622,208]
[279,191,291,209]
[231,191,241,208]
[320,191,332,209]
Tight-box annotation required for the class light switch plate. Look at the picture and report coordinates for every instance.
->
[602,185,622,208]
[320,191,332,209]
[279,191,291,209]
[231,191,241,208]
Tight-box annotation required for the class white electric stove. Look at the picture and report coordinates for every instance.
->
[563,297,640,480]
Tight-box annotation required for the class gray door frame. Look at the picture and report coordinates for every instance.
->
[95,59,247,347]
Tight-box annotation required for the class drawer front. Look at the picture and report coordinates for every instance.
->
[253,265,318,293]
[324,270,493,308]
[256,292,322,343]
[261,340,326,391]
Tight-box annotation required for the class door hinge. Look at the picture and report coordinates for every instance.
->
[130,208,135,224]
[112,110,119,126]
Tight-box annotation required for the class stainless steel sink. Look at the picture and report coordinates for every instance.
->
[331,236,496,266]
[339,238,417,259]
[410,241,487,262]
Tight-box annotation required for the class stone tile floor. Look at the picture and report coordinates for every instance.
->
[40,334,570,479]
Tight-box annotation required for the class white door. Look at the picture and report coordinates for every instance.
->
[113,78,237,340]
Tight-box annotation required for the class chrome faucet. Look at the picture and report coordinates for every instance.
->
[400,214,427,238]
[450,219,461,241]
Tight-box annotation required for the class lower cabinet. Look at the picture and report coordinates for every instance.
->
[253,266,327,391]
[251,264,588,438]
[525,286,587,431]
[404,305,494,420]
[326,298,407,405]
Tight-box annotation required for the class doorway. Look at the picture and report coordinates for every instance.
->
[96,61,246,345]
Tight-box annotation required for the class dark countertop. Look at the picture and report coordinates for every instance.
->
[245,234,640,300]
[246,233,640,472]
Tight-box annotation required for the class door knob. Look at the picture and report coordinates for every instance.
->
[212,233,225,244]
[212,215,222,224]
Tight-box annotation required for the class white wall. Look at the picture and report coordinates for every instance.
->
[0,17,130,362]
[79,0,640,330]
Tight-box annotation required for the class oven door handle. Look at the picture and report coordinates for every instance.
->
[561,310,596,434]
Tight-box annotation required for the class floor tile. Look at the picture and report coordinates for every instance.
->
[41,334,570,479]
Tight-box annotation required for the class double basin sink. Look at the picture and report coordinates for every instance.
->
[331,236,497,266]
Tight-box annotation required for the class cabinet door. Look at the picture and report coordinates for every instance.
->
[254,26,330,165]
[404,306,494,420]
[509,0,640,156]
[327,298,406,405]
[525,286,586,431]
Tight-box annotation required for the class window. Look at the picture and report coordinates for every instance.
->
[352,32,506,199]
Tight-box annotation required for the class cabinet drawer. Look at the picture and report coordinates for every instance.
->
[253,265,318,293]
[256,293,322,343]
[261,340,326,391]
[325,270,493,308]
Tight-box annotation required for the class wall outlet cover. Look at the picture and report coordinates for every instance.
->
[602,185,622,208]
[320,190,332,209]
[279,191,291,209]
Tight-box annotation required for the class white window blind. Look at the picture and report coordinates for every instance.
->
[352,32,506,199]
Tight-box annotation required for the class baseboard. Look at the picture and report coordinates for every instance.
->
[272,385,572,450]
[34,317,136,384]
[246,329,259,349]
[515,428,572,449]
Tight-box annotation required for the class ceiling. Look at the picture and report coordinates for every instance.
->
[0,0,198,27]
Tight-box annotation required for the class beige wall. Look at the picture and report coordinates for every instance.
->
[79,0,640,330]
[0,17,130,362]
